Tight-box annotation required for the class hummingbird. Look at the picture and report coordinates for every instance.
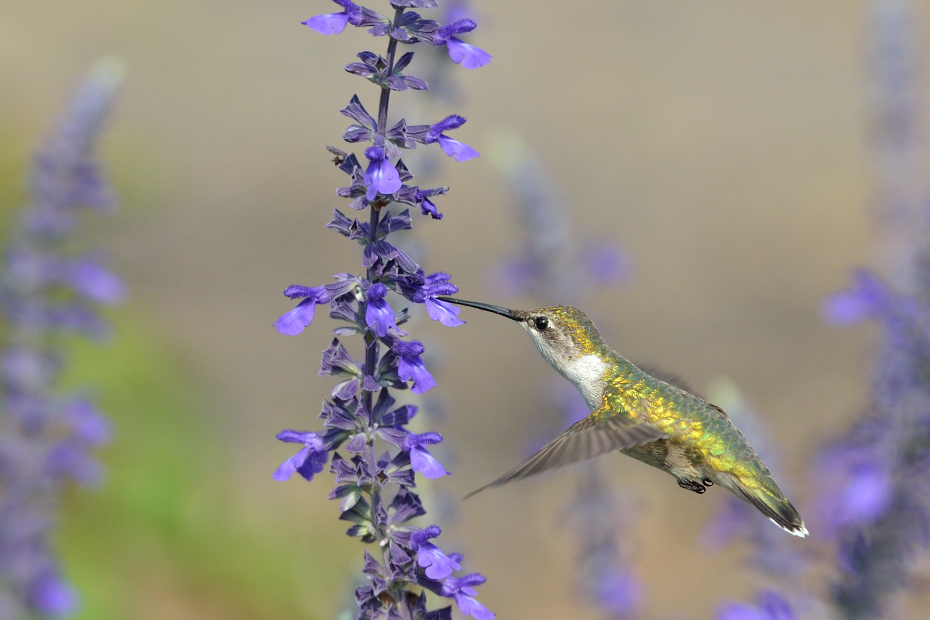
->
[437,296,808,537]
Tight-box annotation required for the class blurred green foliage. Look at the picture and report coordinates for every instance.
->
[58,312,355,620]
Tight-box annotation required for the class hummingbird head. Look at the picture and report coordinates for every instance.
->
[435,297,604,368]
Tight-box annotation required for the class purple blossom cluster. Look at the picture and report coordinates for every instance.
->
[272,3,492,619]
[818,268,930,619]
[812,2,930,617]
[0,64,123,618]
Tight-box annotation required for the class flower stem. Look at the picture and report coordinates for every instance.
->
[377,9,404,135]
[363,11,414,619]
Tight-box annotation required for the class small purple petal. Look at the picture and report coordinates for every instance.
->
[276,430,324,447]
[273,445,311,481]
[435,18,477,42]
[455,594,495,620]
[410,446,449,478]
[419,195,443,219]
[364,149,403,201]
[296,449,330,480]
[424,297,464,327]
[445,37,492,70]
[275,298,317,335]
[428,115,467,138]
[366,282,388,301]
[417,542,461,579]
[438,135,479,161]
[304,12,351,35]
[366,298,399,337]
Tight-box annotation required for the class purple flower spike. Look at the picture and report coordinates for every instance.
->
[304,0,361,36]
[424,115,479,161]
[364,146,402,201]
[365,282,402,337]
[273,430,330,482]
[412,525,461,578]
[392,339,437,394]
[403,431,449,478]
[435,19,492,70]
[441,574,495,620]
[275,285,331,335]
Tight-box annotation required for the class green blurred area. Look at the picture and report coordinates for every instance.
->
[58,313,320,620]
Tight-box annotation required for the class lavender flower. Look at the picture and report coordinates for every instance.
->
[0,61,123,618]
[272,3,493,618]
[816,2,930,618]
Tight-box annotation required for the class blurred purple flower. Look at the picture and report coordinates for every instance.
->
[594,569,641,616]
[718,590,793,620]
[821,269,892,326]
[30,573,78,617]
[0,61,123,618]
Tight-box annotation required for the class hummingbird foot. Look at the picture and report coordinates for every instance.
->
[677,478,707,494]
[702,478,714,486]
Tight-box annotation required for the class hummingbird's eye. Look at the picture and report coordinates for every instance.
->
[533,316,549,331]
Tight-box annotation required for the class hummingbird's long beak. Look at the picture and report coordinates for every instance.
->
[435,296,522,322]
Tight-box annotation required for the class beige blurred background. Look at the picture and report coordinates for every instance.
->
[1,0,921,618]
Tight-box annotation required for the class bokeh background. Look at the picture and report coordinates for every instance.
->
[1,0,927,618]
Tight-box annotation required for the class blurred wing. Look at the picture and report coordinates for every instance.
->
[464,416,666,500]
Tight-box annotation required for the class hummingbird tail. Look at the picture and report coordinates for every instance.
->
[733,480,809,538]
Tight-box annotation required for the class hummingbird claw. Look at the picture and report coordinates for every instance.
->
[677,478,707,494]
[702,478,714,487]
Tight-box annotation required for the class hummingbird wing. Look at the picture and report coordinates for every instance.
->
[464,415,666,500]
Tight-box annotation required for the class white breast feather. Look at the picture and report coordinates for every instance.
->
[561,354,609,411]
